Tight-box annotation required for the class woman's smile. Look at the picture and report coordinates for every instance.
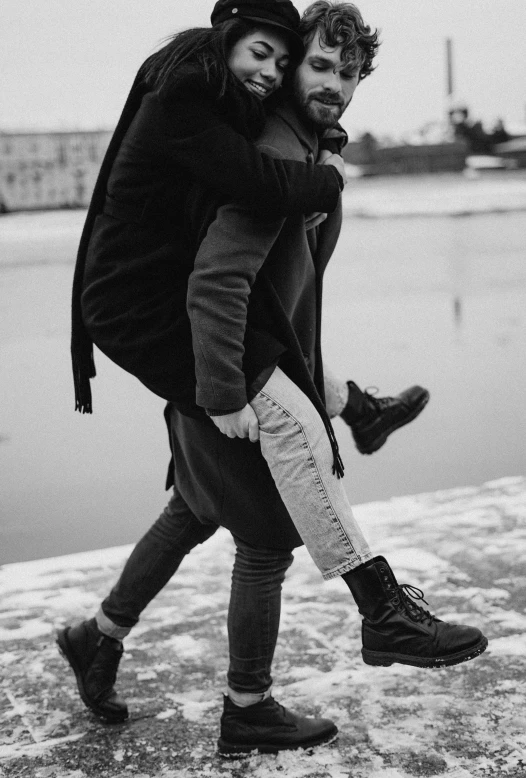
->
[245,79,272,98]
[228,27,290,99]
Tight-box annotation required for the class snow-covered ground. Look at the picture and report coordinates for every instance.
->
[1,476,526,777]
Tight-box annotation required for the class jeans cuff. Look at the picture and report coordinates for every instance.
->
[321,551,374,580]
[96,606,132,641]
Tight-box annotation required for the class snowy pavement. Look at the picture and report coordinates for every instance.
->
[1,476,526,777]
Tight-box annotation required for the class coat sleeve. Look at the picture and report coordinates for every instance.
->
[158,88,342,219]
[187,200,284,411]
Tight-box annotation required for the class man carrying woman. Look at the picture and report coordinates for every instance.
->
[61,0,486,756]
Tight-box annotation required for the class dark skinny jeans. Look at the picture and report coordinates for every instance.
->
[99,489,294,694]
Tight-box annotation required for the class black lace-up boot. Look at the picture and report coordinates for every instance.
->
[57,618,128,722]
[218,695,338,756]
[340,382,430,455]
[343,556,488,668]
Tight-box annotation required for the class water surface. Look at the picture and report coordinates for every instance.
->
[1,197,525,563]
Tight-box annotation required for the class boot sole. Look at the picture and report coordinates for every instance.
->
[355,391,430,455]
[217,726,338,757]
[362,635,488,668]
[56,628,128,724]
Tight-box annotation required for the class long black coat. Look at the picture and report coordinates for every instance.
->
[72,63,343,413]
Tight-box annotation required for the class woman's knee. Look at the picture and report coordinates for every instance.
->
[255,369,326,439]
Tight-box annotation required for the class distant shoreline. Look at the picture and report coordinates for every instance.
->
[1,171,526,229]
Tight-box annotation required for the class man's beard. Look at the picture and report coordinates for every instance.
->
[295,90,345,131]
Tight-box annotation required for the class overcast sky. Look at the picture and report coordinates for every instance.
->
[2,0,525,139]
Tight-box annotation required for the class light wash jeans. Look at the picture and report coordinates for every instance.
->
[250,366,373,579]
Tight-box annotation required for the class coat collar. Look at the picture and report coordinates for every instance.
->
[273,97,319,158]
[272,94,348,157]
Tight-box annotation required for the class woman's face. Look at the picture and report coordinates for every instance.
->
[228,26,291,100]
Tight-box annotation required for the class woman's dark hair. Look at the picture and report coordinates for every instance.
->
[140,19,296,98]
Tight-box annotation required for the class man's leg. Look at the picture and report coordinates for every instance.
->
[57,489,217,722]
[250,366,487,668]
[97,491,217,635]
[324,365,430,455]
[218,535,337,756]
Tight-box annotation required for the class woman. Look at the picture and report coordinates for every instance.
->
[72,0,345,414]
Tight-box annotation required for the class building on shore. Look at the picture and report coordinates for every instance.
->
[0,130,111,213]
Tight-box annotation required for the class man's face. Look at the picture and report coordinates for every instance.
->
[293,30,360,130]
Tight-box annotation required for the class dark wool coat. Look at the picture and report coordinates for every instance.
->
[164,102,346,550]
[71,63,343,413]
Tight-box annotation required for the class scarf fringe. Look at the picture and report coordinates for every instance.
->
[72,349,96,414]
[325,417,345,479]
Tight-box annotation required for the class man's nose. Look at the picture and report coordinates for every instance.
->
[322,70,342,93]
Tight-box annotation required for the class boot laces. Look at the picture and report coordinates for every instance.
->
[363,387,391,412]
[397,584,436,625]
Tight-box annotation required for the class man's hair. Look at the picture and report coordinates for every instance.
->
[299,1,380,80]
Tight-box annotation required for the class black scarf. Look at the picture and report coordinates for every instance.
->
[71,69,149,413]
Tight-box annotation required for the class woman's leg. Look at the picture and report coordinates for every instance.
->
[324,364,431,455]
[250,366,373,580]
[250,367,487,669]
[323,364,348,419]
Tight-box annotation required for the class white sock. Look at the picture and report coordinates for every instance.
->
[226,686,271,708]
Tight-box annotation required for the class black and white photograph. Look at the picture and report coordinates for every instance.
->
[1,1,525,776]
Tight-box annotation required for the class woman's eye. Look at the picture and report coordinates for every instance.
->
[252,50,266,60]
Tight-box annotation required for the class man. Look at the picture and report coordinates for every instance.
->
[59,0,484,758]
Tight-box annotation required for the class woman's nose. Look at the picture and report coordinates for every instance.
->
[261,62,277,83]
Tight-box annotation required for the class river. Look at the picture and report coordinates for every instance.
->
[1,174,525,563]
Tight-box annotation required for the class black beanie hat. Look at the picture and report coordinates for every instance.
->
[211,0,304,59]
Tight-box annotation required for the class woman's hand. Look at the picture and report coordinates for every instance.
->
[324,153,347,187]
[304,150,344,229]
[210,405,260,442]
[317,149,334,164]
[305,212,328,230]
